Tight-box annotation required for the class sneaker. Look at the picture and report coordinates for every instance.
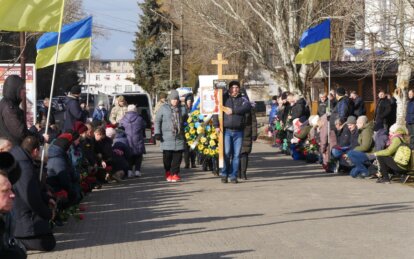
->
[171,174,181,182]
[127,170,134,178]
[221,176,228,183]
[165,171,171,181]
[230,178,238,184]
[166,175,173,182]
[376,178,390,184]
[135,171,141,177]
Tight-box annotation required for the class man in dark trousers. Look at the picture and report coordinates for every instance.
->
[214,81,251,184]
[374,90,392,132]
[63,85,83,132]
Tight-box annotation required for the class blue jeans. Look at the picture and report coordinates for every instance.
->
[331,148,347,159]
[222,129,243,180]
[347,150,369,177]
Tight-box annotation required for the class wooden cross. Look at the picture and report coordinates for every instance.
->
[211,53,238,169]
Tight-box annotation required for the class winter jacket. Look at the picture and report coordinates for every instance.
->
[290,99,307,120]
[374,97,392,131]
[46,144,74,195]
[63,95,82,132]
[81,137,96,166]
[109,98,128,124]
[375,135,408,171]
[0,76,30,145]
[213,92,251,130]
[92,108,108,122]
[352,96,366,117]
[112,131,131,173]
[317,100,328,117]
[241,108,258,154]
[153,100,166,118]
[10,146,53,238]
[353,121,374,152]
[406,98,414,124]
[94,136,113,163]
[0,212,27,258]
[120,111,146,155]
[330,96,351,128]
[336,126,352,147]
[154,103,185,151]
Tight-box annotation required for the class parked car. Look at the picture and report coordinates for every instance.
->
[111,92,155,144]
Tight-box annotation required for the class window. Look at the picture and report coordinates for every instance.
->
[125,85,132,92]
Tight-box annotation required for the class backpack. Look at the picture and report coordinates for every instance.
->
[393,137,412,166]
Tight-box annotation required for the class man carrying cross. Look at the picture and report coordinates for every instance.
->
[213,81,251,183]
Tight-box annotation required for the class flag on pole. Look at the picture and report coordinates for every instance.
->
[36,17,92,69]
[0,0,64,32]
[295,19,331,64]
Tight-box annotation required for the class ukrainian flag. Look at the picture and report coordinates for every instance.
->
[295,19,330,64]
[36,17,92,69]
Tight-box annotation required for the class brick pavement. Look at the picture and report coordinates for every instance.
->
[28,142,414,259]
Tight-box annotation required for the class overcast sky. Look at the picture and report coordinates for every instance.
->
[83,0,141,60]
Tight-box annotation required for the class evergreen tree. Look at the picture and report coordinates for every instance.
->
[133,0,172,95]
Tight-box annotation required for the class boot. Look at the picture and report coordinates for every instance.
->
[240,155,248,180]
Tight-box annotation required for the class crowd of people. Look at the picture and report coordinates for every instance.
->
[0,75,148,257]
[268,86,414,184]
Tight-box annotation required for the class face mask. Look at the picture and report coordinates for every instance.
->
[99,105,104,108]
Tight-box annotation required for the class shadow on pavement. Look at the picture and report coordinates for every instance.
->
[159,249,254,259]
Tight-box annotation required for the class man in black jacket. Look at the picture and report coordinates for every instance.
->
[350,91,366,117]
[63,85,83,132]
[214,81,251,184]
[374,90,392,131]
[10,136,56,252]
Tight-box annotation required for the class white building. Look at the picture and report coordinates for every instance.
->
[82,59,145,95]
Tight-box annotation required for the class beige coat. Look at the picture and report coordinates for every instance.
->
[109,97,128,124]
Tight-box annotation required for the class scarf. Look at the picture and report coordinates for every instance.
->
[171,105,180,136]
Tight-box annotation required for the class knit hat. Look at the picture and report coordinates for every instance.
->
[336,87,346,96]
[345,116,357,125]
[0,152,21,185]
[64,129,79,141]
[168,90,180,100]
[127,104,137,112]
[228,80,240,89]
[389,123,408,135]
[54,133,73,151]
[70,85,82,95]
[106,127,116,139]
[74,121,88,135]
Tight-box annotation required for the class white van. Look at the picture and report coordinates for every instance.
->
[112,92,155,144]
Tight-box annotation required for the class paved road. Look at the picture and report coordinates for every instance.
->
[28,142,414,259]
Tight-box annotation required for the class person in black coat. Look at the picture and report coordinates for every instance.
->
[374,90,392,131]
[63,86,83,132]
[317,93,328,117]
[0,75,31,145]
[350,91,366,117]
[10,136,56,252]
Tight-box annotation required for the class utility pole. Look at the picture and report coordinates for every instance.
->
[180,0,184,88]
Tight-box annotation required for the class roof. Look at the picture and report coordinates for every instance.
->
[312,60,398,79]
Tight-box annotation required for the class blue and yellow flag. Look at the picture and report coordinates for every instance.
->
[295,19,331,64]
[36,17,92,69]
[0,0,64,32]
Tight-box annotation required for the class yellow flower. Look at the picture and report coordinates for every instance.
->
[197,144,204,151]
[209,140,216,147]
[187,117,192,123]
[190,128,196,135]
[203,149,210,155]
[210,133,217,140]
[189,123,194,128]
[185,133,191,139]
[209,149,216,156]
[193,110,200,115]
[200,137,207,143]
[197,127,204,134]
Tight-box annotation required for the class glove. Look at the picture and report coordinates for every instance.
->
[155,134,162,141]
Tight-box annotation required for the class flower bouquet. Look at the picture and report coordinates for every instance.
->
[303,138,320,163]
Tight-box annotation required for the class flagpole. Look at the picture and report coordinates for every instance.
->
[40,0,66,181]
[86,38,92,107]
[327,17,332,163]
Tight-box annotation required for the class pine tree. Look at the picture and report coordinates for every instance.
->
[133,0,171,95]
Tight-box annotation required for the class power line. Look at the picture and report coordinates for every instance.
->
[84,8,138,25]
[94,24,135,34]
